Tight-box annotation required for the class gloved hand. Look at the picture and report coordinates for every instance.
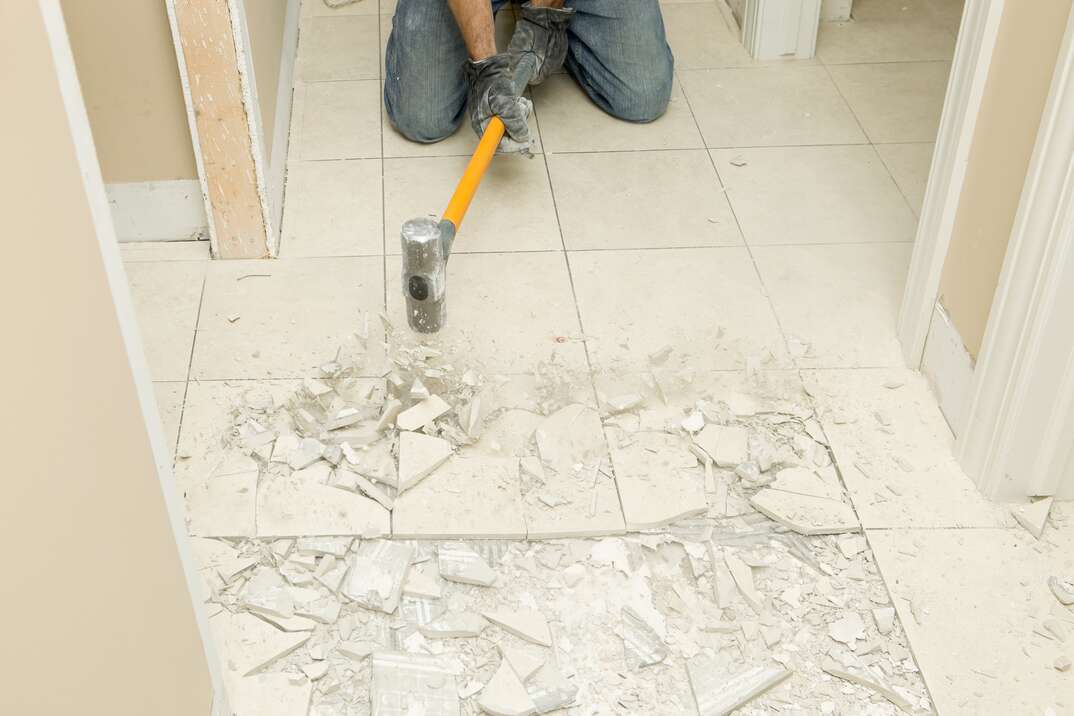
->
[508,1,575,86]
[465,53,534,153]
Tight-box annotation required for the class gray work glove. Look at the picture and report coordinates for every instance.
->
[465,53,534,153]
[508,2,575,85]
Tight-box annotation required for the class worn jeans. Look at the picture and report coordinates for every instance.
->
[384,0,675,143]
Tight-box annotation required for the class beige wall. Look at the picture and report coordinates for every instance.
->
[938,0,1073,359]
[0,3,212,714]
[61,0,197,183]
[246,0,289,159]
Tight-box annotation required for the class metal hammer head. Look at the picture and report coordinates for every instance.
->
[401,217,456,333]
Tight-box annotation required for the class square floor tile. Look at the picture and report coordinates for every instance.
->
[803,369,1012,528]
[153,381,185,457]
[280,159,383,257]
[547,150,742,250]
[753,243,911,368]
[121,241,210,261]
[392,455,527,539]
[876,142,934,216]
[713,145,917,245]
[852,0,965,33]
[192,257,384,380]
[533,74,703,152]
[680,66,866,148]
[297,15,380,81]
[293,80,382,160]
[829,62,950,143]
[386,251,586,374]
[570,248,789,371]
[817,17,956,64]
[869,524,1073,715]
[662,2,754,69]
[125,260,205,382]
[384,154,560,254]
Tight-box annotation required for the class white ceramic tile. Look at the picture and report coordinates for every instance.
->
[280,159,383,257]
[386,251,585,374]
[298,15,380,81]
[817,17,956,64]
[662,2,755,69]
[828,62,950,144]
[392,455,527,538]
[875,142,934,215]
[533,74,703,153]
[753,243,911,368]
[383,154,560,254]
[257,462,391,537]
[713,145,918,245]
[153,382,185,457]
[293,80,382,160]
[607,430,707,530]
[680,66,867,148]
[192,257,385,380]
[802,369,1013,528]
[570,248,789,371]
[120,241,210,262]
[125,260,205,382]
[852,0,965,32]
[869,522,1074,716]
[547,150,742,250]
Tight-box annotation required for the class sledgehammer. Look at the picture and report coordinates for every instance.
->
[400,55,537,333]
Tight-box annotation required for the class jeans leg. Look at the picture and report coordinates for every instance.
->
[563,0,674,123]
[385,0,513,144]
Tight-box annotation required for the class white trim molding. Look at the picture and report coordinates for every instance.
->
[820,0,852,23]
[898,0,1006,367]
[742,0,822,61]
[106,180,209,242]
[921,301,975,438]
[957,2,1074,500]
[266,0,301,248]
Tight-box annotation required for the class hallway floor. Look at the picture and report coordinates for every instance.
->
[122,1,1073,714]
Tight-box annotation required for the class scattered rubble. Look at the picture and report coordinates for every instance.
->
[1011,497,1054,539]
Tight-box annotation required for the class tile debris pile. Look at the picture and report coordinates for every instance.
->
[181,320,937,714]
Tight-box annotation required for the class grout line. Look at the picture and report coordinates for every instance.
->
[675,66,796,361]
[174,266,210,467]
[820,61,874,143]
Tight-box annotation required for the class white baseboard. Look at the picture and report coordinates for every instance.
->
[821,0,852,22]
[742,0,822,60]
[266,0,301,246]
[106,180,209,242]
[922,302,975,437]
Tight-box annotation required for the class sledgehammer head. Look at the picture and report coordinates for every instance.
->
[401,217,456,333]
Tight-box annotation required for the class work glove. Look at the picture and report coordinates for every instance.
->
[465,53,534,153]
[508,1,575,86]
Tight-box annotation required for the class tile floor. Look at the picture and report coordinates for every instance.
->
[121,1,1074,714]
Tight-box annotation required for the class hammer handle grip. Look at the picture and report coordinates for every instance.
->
[442,116,505,231]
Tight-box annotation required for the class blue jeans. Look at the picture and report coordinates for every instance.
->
[384,0,675,143]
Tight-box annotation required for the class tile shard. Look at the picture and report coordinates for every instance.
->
[1010,497,1053,539]
[686,658,792,716]
[396,395,452,431]
[724,550,763,613]
[370,651,460,716]
[749,488,859,535]
[342,541,414,614]
[822,657,914,713]
[1048,575,1074,606]
[872,606,896,635]
[397,431,454,493]
[502,647,545,683]
[438,542,497,587]
[419,611,489,639]
[621,606,668,669]
[482,608,552,647]
[402,567,442,599]
[693,424,748,468]
[479,662,538,716]
[210,610,311,677]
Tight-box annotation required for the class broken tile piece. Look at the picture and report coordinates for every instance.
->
[502,647,545,683]
[289,437,326,470]
[1049,576,1074,606]
[257,463,390,537]
[822,657,913,712]
[396,395,452,431]
[210,610,311,677]
[693,424,748,468]
[418,611,488,639]
[1010,497,1053,539]
[770,466,845,501]
[606,393,644,414]
[479,662,538,716]
[397,431,455,493]
[621,606,668,669]
[370,652,459,716]
[482,608,552,647]
[872,607,896,635]
[609,431,706,530]
[438,543,497,587]
[525,662,578,714]
[686,658,792,716]
[724,551,763,614]
[338,640,379,662]
[341,541,414,614]
[402,567,442,599]
[750,488,859,535]
[828,612,866,646]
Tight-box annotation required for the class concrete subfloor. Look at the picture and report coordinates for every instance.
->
[122,0,1074,713]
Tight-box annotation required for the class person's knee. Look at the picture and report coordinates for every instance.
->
[385,90,461,144]
[606,60,674,123]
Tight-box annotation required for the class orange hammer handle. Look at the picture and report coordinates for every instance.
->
[442,116,506,231]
